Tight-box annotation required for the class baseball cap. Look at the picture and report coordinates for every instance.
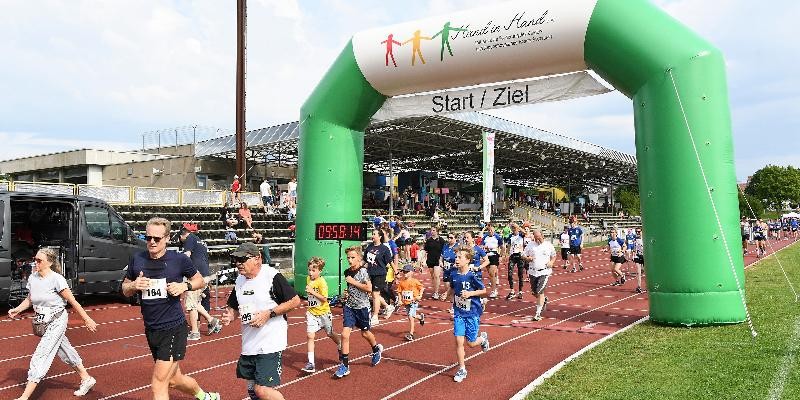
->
[401,264,414,273]
[231,242,260,258]
[234,174,239,179]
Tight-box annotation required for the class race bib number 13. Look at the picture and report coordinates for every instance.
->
[142,278,167,300]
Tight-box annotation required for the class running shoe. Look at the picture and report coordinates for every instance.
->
[480,332,490,352]
[405,333,415,341]
[563,264,568,269]
[370,316,380,327]
[208,318,222,335]
[383,304,396,318]
[571,267,577,273]
[579,264,584,271]
[419,313,425,326]
[187,331,201,341]
[516,292,523,300]
[489,289,498,299]
[454,368,468,383]
[611,281,621,286]
[333,364,350,378]
[480,298,488,307]
[620,275,627,284]
[371,344,383,366]
[301,362,316,373]
[505,291,516,300]
[636,286,643,294]
[531,314,543,321]
[432,292,440,300]
[202,392,220,400]
[74,376,96,396]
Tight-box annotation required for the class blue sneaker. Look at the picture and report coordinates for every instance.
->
[480,332,490,352]
[453,368,468,382]
[333,363,350,378]
[371,344,383,366]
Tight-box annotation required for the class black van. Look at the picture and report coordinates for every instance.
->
[0,191,145,305]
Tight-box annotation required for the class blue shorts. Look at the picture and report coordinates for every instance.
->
[404,302,419,318]
[453,315,479,342]
[343,306,371,331]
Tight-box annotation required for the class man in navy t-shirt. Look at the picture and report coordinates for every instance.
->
[364,229,392,325]
[122,217,219,400]
[567,218,584,272]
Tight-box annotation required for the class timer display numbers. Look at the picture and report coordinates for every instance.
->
[315,222,367,241]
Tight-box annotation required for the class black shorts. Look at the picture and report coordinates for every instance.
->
[236,352,283,387]
[343,306,371,331]
[569,245,582,255]
[634,255,645,265]
[395,238,406,246]
[742,234,750,241]
[370,274,387,293]
[560,248,569,260]
[146,323,188,362]
[529,274,551,295]
[611,255,626,264]
[755,234,765,241]
[487,251,500,266]
[411,257,418,262]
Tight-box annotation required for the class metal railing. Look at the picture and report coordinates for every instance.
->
[0,181,262,208]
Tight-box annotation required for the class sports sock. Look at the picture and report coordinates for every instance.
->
[308,351,314,364]
[535,305,542,316]
[342,353,349,367]
[195,390,207,400]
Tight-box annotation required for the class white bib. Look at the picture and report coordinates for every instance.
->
[308,295,320,308]
[454,295,471,311]
[401,290,414,302]
[32,305,58,324]
[142,278,167,300]
[239,304,255,324]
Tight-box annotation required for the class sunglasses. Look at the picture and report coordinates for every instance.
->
[144,235,166,243]
[232,255,254,264]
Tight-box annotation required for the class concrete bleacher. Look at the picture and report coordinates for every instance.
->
[362,208,516,239]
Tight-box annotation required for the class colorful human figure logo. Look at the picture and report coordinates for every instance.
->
[381,34,402,67]
[431,22,466,61]
[402,29,432,66]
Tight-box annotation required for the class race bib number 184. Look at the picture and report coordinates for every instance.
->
[142,278,167,300]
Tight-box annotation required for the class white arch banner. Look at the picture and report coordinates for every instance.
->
[352,0,597,96]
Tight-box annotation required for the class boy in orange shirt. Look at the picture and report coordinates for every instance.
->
[396,264,425,341]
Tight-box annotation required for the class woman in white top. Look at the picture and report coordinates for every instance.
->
[8,248,98,399]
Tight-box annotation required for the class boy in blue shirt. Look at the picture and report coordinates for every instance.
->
[450,247,490,383]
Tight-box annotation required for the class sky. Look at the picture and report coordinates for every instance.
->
[0,0,797,182]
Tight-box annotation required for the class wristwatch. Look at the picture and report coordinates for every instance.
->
[269,310,277,319]
[186,281,193,291]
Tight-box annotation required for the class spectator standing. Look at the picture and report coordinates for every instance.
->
[221,242,300,400]
[260,179,273,213]
[288,177,298,208]
[8,248,99,399]
[231,175,242,204]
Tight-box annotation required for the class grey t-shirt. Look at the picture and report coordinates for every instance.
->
[27,271,68,311]
[344,267,371,309]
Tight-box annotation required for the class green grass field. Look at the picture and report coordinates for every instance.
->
[528,241,800,400]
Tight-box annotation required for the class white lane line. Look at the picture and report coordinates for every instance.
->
[382,356,451,369]
[0,317,143,341]
[381,292,644,399]
[768,315,800,400]
[0,334,145,364]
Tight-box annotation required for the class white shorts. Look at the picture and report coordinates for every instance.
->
[306,311,334,335]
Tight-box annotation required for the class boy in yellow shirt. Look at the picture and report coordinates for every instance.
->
[396,264,425,341]
[302,257,342,373]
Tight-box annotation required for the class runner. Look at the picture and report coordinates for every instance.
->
[481,224,503,299]
[333,246,384,379]
[439,233,458,304]
[302,256,342,374]
[8,248,98,399]
[450,247,490,383]
[740,217,751,255]
[567,217,585,272]
[221,242,301,400]
[395,264,426,341]
[121,217,220,400]
[364,229,392,326]
[179,227,222,340]
[633,228,645,293]
[522,230,556,321]
[753,219,767,258]
[558,225,570,270]
[463,231,489,281]
[505,223,526,300]
[625,228,637,261]
[607,230,627,286]
[423,227,446,300]
[381,227,399,318]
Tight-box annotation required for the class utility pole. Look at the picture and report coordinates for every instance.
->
[235,0,247,182]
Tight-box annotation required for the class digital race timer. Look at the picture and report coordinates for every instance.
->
[315,222,368,241]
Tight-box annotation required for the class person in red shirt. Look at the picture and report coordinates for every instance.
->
[395,264,425,341]
[409,241,420,270]
[230,175,241,204]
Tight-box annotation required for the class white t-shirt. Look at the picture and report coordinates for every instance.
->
[609,238,625,257]
[510,234,525,255]
[27,271,69,322]
[635,238,644,256]
[259,181,272,197]
[234,266,287,355]
[483,235,499,251]
[288,181,297,194]
[523,241,556,277]
[559,233,570,249]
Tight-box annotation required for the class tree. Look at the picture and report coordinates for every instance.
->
[614,185,641,216]
[738,189,764,218]
[744,165,800,209]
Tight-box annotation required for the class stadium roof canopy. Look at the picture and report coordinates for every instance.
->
[194,111,638,190]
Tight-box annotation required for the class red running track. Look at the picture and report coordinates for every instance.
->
[0,239,790,400]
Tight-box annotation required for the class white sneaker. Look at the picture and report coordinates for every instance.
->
[432,292,440,300]
[383,304,396,318]
[489,290,498,299]
[370,316,380,326]
[74,376,96,396]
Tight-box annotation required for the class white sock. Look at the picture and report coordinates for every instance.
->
[307,352,314,364]
[535,305,542,316]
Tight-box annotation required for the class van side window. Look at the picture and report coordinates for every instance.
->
[85,206,111,239]
[0,200,4,242]
[110,214,126,241]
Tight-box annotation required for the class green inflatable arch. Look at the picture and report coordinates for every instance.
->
[296,0,746,326]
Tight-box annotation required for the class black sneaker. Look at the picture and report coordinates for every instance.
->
[505,291,516,300]
[635,286,643,293]
[620,275,627,284]
[579,264,584,271]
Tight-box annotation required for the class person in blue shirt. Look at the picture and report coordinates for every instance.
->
[439,233,459,304]
[606,230,627,286]
[450,247,490,383]
[463,231,488,280]
[624,229,637,260]
[567,218,585,272]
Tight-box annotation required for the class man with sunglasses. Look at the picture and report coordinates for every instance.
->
[222,242,300,400]
[121,217,220,400]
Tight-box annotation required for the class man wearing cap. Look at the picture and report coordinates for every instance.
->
[221,242,301,400]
